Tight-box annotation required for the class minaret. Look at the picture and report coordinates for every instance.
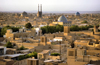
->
[37,4,39,17]
[38,4,39,12]
[37,4,42,17]
[40,4,42,17]
[40,4,42,12]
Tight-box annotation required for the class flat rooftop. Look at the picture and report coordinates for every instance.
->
[0,46,6,48]
[75,40,89,43]
[44,60,61,62]
[40,50,50,54]
[1,54,25,58]
[28,58,38,60]
[54,37,63,39]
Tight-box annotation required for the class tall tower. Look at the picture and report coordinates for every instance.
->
[40,4,42,12]
[64,26,70,36]
[40,36,47,45]
[67,48,77,59]
[27,59,39,65]
[37,4,42,17]
[94,25,98,33]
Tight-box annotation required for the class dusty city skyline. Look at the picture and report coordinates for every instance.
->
[0,0,100,12]
[0,0,100,65]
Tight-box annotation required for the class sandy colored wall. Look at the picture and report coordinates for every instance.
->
[16,42,39,49]
[67,59,88,65]
[12,58,30,65]
[86,50,100,56]
[0,61,6,65]
[0,60,15,65]
[0,37,4,42]
[45,55,60,60]
[58,63,67,65]
[51,45,60,49]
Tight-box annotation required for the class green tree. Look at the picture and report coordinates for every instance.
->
[70,25,93,31]
[41,25,93,34]
[20,46,25,50]
[51,42,56,45]
[1,26,20,36]
[70,25,79,31]
[41,25,63,34]
[18,55,25,60]
[25,54,29,58]
[41,27,46,34]
[33,52,37,59]
[82,20,88,23]
[18,46,27,50]
[25,23,32,29]
[1,26,11,36]
[51,53,60,56]
[5,41,13,48]
[18,52,37,60]
[28,52,37,59]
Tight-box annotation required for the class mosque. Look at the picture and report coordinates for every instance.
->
[75,12,80,17]
[50,15,72,26]
[21,11,28,17]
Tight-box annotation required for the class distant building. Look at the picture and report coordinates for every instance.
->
[58,15,68,22]
[53,37,63,41]
[37,4,42,17]
[75,12,80,17]
[0,59,14,65]
[21,11,28,17]
[0,46,6,55]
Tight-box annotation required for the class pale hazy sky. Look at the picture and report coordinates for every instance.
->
[0,0,100,12]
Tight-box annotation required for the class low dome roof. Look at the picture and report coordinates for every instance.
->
[58,15,67,22]
[22,11,27,14]
[75,12,80,15]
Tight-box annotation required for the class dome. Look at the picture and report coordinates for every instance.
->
[23,11,27,14]
[22,11,28,17]
[58,15,67,22]
[75,12,80,16]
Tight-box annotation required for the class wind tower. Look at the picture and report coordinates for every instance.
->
[64,26,70,36]
[94,25,98,34]
[37,4,42,17]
